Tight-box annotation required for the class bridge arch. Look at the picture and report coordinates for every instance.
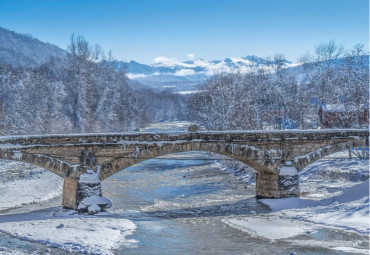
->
[292,139,367,171]
[99,150,257,186]
[98,142,274,181]
[0,150,86,180]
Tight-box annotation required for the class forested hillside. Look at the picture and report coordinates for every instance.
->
[0,27,67,67]
[0,33,184,135]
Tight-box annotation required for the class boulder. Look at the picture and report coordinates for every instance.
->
[188,124,199,132]
[77,195,112,214]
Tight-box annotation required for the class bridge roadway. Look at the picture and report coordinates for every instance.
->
[0,129,368,210]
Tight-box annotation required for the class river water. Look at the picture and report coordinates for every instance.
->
[104,151,367,255]
[0,122,368,254]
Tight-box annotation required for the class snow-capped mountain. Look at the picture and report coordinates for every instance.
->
[116,56,297,90]
[0,26,68,67]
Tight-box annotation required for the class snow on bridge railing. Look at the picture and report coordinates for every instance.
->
[0,128,368,141]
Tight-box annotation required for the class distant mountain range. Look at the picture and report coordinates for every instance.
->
[1,26,296,91]
[110,56,297,91]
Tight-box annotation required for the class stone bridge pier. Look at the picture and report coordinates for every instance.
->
[255,163,300,199]
[0,129,368,211]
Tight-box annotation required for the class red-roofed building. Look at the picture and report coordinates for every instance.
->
[318,103,369,128]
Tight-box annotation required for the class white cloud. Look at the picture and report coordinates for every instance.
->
[153,56,180,66]
[174,69,196,76]
[187,53,195,60]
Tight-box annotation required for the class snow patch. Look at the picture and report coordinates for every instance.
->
[79,168,100,184]
[0,217,137,255]
[279,166,298,176]
[222,216,312,240]
[330,246,370,254]
[12,151,23,160]
[77,195,112,213]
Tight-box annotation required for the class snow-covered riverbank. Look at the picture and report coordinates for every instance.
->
[0,160,138,255]
[222,151,369,254]
[0,160,64,212]
[0,211,137,255]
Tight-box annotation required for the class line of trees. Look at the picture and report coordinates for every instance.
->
[188,41,369,130]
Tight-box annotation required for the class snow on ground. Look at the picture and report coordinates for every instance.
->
[0,211,137,255]
[174,90,201,95]
[331,246,370,254]
[0,159,137,254]
[222,215,313,240]
[258,151,370,234]
[299,150,369,199]
[222,150,369,253]
[0,160,64,211]
[260,180,369,234]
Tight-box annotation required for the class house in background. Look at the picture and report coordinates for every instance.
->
[318,103,369,129]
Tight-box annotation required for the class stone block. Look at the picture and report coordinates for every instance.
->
[62,178,78,209]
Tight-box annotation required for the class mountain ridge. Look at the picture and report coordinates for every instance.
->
[0,26,68,67]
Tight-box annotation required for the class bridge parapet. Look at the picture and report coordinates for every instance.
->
[0,129,367,146]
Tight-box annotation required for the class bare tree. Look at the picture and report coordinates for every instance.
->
[68,34,92,60]
[299,40,344,126]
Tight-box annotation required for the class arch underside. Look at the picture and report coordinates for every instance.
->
[293,140,367,171]
[0,149,86,179]
[99,139,368,180]
[98,142,279,181]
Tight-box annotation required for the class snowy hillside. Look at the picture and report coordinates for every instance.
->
[0,27,68,67]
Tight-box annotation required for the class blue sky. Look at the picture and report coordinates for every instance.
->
[0,0,368,64]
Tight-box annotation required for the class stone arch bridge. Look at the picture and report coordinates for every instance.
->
[0,129,368,209]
